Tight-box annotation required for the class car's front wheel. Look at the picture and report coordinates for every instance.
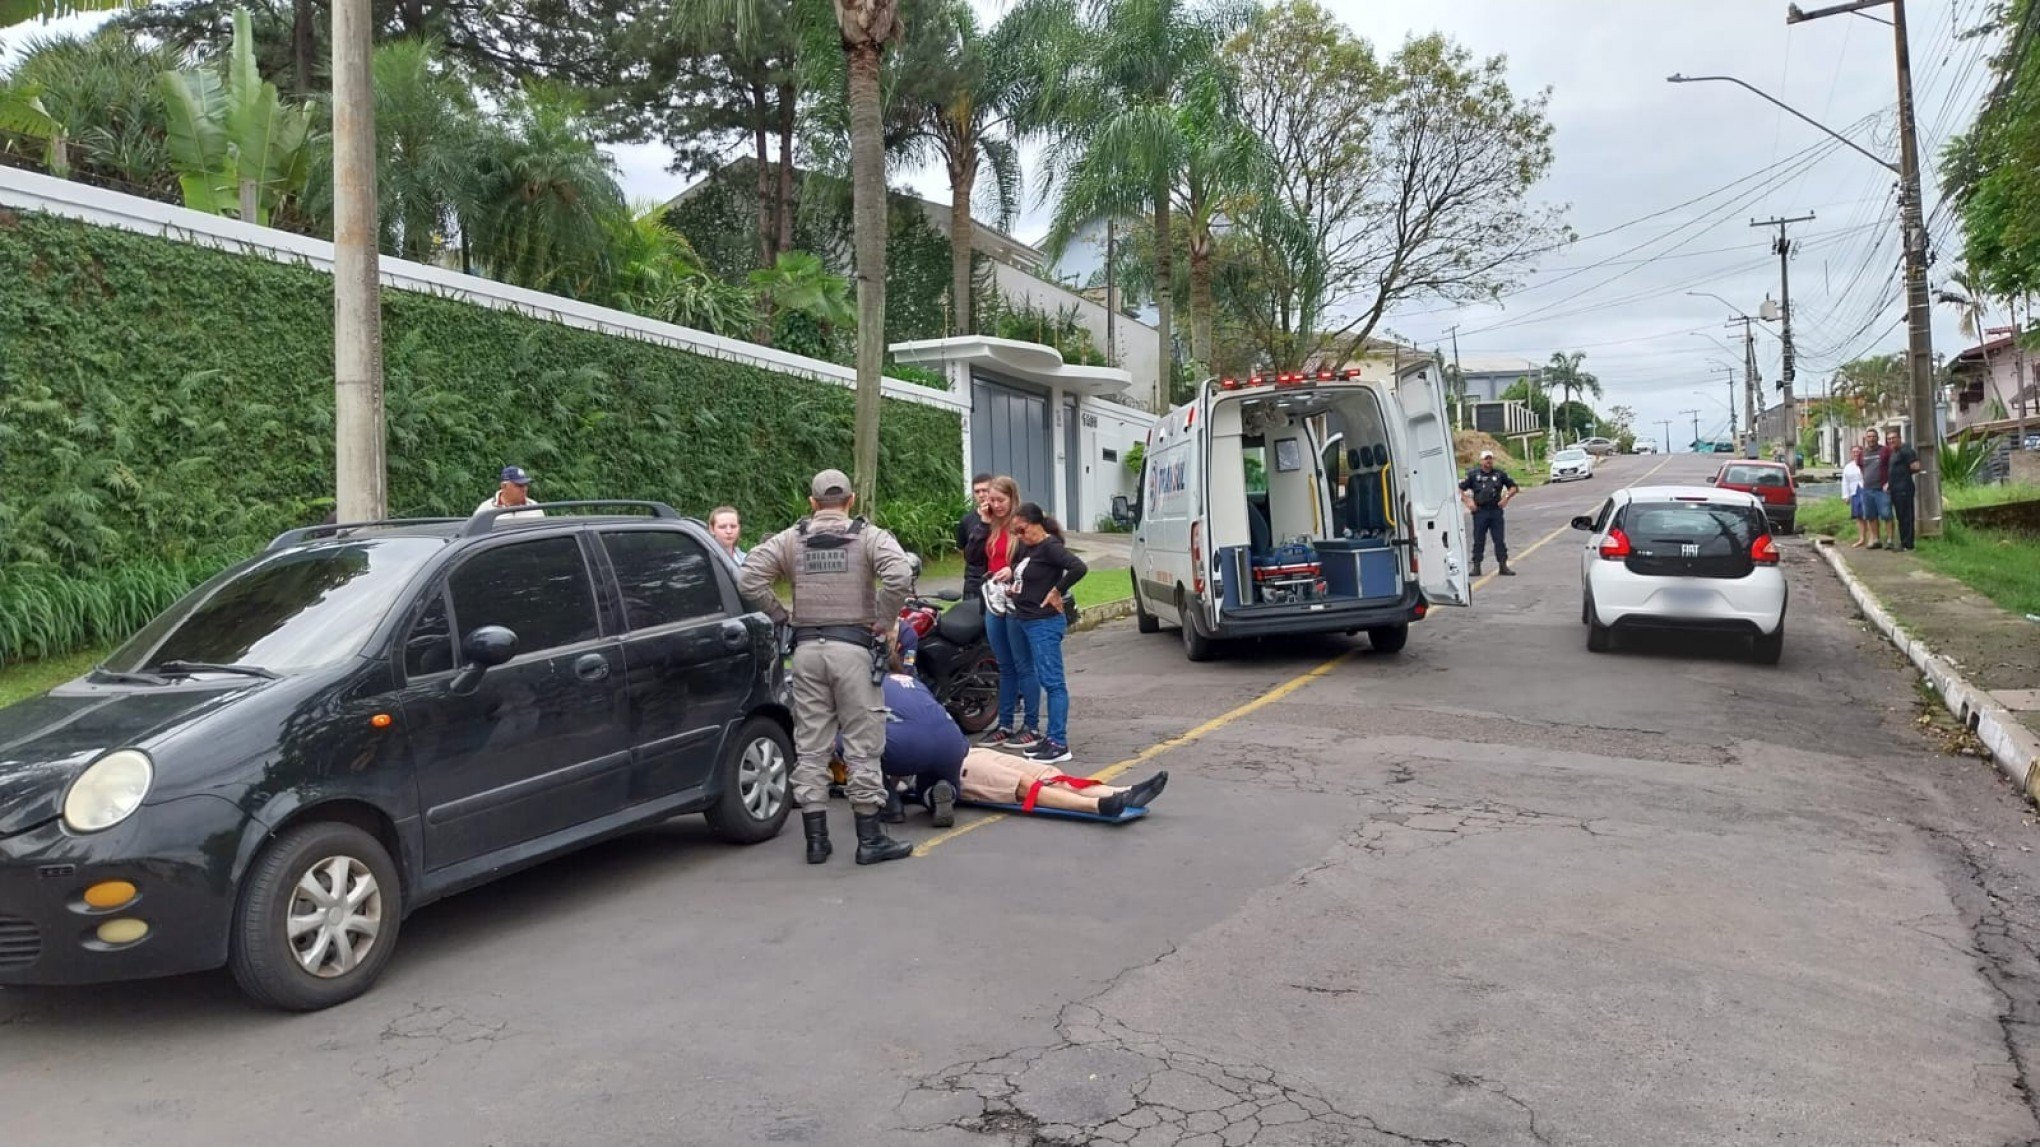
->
[230,821,403,1012]
[705,718,794,844]
[1134,587,1161,634]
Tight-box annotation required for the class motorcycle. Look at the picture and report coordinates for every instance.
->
[899,577,1001,735]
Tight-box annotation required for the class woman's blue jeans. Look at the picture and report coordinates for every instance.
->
[1018,613,1069,745]
[986,611,1039,732]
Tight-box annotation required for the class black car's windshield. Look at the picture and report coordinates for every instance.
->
[103,538,443,676]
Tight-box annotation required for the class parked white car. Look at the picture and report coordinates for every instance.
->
[1631,440,1658,454]
[1549,447,1595,482]
[1572,486,1787,664]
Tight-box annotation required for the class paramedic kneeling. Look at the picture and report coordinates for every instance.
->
[1459,450,1518,577]
[874,669,967,828]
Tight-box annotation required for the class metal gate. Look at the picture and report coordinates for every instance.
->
[971,374,1056,512]
[1064,398,1081,527]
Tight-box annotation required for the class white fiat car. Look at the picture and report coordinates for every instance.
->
[1572,485,1787,664]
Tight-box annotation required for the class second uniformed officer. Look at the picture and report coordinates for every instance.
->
[1458,449,1518,577]
[739,469,918,866]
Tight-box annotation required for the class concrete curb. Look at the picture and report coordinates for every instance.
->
[1814,539,2040,799]
[1072,598,1136,634]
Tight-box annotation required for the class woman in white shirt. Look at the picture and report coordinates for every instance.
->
[708,506,746,565]
[1841,446,1869,549]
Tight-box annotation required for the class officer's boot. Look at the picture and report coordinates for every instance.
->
[880,786,906,824]
[854,811,913,865]
[1471,561,1483,577]
[1498,562,1516,576]
[802,811,832,864]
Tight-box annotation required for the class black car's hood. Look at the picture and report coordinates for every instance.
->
[0,683,260,835]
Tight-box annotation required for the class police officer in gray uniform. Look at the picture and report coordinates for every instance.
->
[739,469,918,865]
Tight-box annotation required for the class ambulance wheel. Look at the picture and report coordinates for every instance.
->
[1367,625,1409,654]
[1178,590,1216,663]
[1134,588,1161,634]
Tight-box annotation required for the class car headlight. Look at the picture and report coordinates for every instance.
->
[63,749,154,833]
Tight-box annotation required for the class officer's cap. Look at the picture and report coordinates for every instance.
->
[1479,450,1495,460]
[811,469,853,498]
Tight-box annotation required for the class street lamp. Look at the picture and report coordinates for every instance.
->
[1668,46,1941,534]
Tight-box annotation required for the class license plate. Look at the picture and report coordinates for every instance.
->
[1662,587,1713,609]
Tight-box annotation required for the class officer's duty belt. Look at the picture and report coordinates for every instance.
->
[793,625,877,649]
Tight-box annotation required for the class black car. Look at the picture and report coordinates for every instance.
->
[0,502,792,1010]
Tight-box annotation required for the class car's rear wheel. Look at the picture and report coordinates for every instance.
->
[230,821,402,1012]
[1752,625,1785,665]
[1134,587,1160,634]
[1585,595,1614,653]
[1178,589,1216,662]
[706,718,794,844]
[1367,624,1409,654]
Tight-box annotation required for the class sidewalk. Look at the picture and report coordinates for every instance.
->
[1820,541,2040,783]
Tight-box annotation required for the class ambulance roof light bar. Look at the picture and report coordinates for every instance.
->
[1216,367,1365,392]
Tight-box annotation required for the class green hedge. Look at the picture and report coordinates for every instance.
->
[0,209,962,662]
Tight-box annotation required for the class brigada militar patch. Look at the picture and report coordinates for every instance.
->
[801,548,850,574]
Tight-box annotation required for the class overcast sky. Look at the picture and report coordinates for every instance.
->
[5,0,1998,448]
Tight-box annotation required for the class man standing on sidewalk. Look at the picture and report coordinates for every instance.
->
[1856,430,1893,550]
[1884,428,1922,551]
[1459,450,1518,577]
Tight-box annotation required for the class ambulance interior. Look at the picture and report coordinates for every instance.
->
[1207,387,1404,611]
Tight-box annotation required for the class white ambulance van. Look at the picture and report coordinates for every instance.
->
[1129,365,1470,661]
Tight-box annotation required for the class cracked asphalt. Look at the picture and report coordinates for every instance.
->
[9,452,2040,1146]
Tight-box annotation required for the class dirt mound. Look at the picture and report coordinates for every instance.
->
[1455,429,1519,468]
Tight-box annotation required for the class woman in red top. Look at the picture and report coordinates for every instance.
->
[974,476,1041,749]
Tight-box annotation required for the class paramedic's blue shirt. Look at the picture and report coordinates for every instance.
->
[881,674,967,781]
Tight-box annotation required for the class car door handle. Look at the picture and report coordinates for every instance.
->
[573,653,610,682]
[720,621,750,650]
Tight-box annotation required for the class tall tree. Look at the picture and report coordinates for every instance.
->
[891,0,1023,335]
[1541,351,1599,445]
[466,82,627,298]
[832,0,904,503]
[1944,0,2040,298]
[1016,0,1246,410]
[1,0,139,28]
[1222,8,1568,370]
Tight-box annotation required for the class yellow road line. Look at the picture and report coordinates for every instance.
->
[915,454,1679,856]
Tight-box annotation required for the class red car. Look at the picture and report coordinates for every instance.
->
[1711,460,1797,534]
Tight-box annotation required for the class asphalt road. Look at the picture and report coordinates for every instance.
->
[10,452,2040,1147]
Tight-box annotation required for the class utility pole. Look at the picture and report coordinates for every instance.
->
[1754,212,1815,468]
[1728,316,1760,454]
[1448,324,1465,431]
[1788,0,1941,533]
[1715,364,1739,442]
[331,0,384,521]
[1105,219,1117,365]
[1681,409,1702,451]
[1656,418,1674,456]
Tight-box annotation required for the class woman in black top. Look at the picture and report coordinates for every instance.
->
[999,502,1087,764]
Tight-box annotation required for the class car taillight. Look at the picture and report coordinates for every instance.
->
[1190,521,1205,595]
[1598,527,1632,561]
[1752,534,1780,565]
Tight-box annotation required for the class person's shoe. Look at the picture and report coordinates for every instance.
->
[880,788,906,824]
[979,727,1014,747]
[1097,771,1169,817]
[853,812,913,865]
[1007,729,1043,752]
[1498,565,1516,576]
[1025,740,1073,765]
[926,779,956,828]
[802,811,832,865]
[1470,563,1483,577]
[1868,541,1883,550]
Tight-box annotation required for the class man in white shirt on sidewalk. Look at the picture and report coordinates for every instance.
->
[475,465,545,523]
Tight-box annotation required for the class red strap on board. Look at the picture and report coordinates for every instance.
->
[1021,773,1102,813]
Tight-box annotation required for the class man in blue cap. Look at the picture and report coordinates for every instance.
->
[476,465,545,523]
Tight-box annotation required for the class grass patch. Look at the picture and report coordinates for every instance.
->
[1799,482,2040,539]
[1076,567,1133,606]
[0,646,107,708]
[1916,522,2040,618]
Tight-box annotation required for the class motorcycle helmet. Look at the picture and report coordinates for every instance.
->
[981,578,1013,617]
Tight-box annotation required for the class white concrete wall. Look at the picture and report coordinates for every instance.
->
[1078,399,1154,528]
[0,166,968,423]
[988,260,1160,405]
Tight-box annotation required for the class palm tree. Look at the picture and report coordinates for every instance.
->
[467,83,628,299]
[833,0,906,504]
[1017,0,1249,410]
[1936,265,1991,343]
[892,1,1024,335]
[1543,350,1600,444]
[1,26,182,191]
[1,0,142,30]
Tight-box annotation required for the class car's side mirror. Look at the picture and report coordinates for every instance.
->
[1570,515,1595,532]
[452,625,517,693]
